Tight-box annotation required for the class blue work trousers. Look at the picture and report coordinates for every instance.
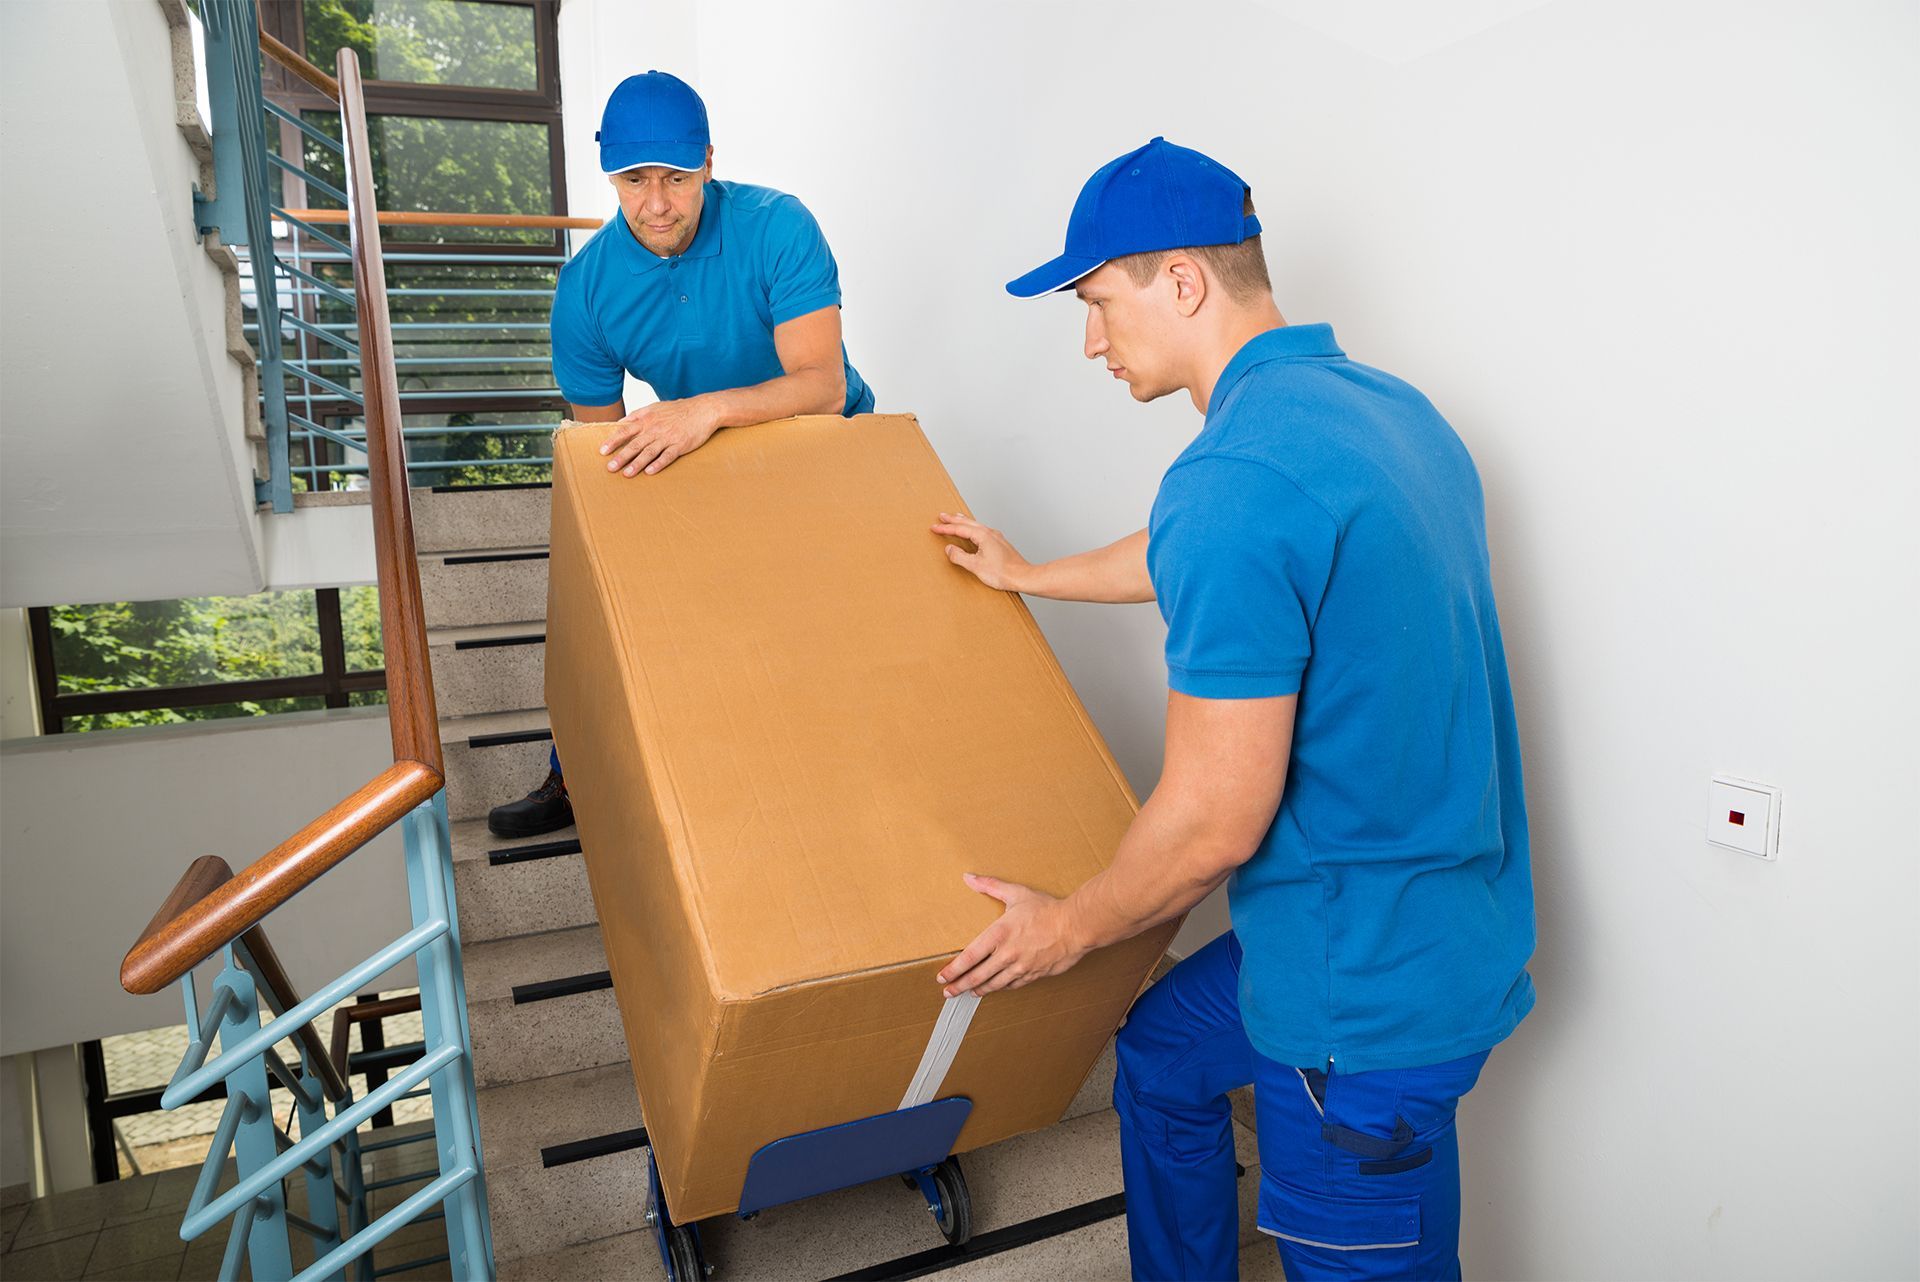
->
[1113,932,1490,1281]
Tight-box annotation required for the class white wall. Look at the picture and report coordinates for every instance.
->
[557,2,1919,1277]
[0,709,415,1059]
[0,0,264,610]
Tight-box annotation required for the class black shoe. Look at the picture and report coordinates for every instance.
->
[487,767,574,838]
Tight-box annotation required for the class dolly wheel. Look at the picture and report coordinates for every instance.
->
[667,1224,709,1281]
[929,1157,972,1247]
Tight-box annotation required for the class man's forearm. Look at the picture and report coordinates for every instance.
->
[1012,528,1152,604]
[701,364,846,429]
[1059,789,1243,952]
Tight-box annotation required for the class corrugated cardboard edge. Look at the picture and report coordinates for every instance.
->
[551,422,728,1004]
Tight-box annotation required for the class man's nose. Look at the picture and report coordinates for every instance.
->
[1084,317,1108,361]
[642,186,671,215]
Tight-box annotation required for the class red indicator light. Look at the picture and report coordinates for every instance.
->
[1728,810,1746,826]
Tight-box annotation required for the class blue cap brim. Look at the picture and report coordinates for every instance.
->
[600,140,707,174]
[1005,254,1106,299]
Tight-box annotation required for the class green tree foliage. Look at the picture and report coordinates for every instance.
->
[50,590,387,733]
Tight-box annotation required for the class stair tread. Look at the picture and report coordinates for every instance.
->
[478,1062,643,1172]
[463,924,609,1002]
[440,707,550,745]
[428,621,548,646]
[450,817,578,865]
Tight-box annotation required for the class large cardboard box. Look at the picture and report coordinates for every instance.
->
[544,413,1175,1221]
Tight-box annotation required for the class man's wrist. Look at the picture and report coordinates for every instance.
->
[1005,557,1044,596]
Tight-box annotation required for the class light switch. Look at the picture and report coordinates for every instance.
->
[1708,775,1781,860]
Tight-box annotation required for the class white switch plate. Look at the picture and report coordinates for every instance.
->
[1708,775,1781,860]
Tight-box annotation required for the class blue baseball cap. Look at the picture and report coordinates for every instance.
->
[1006,137,1260,298]
[597,71,710,174]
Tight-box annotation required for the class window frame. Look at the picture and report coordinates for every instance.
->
[26,588,387,736]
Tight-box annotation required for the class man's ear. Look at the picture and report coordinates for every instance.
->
[703,145,716,182]
[1165,253,1207,318]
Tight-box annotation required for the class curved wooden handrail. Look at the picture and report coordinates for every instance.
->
[261,30,340,101]
[123,48,448,1001]
[122,761,443,995]
[282,208,603,231]
[128,856,352,1103]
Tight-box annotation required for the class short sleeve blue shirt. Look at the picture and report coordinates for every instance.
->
[550,180,873,413]
[1147,324,1536,1074]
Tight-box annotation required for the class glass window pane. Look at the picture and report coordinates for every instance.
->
[49,593,324,696]
[300,112,554,245]
[303,0,538,91]
[341,585,386,672]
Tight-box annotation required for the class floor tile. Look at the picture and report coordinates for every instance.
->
[85,1217,189,1274]
[0,1231,99,1281]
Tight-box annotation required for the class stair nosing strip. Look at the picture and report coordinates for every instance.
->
[538,1125,648,1169]
[487,837,582,866]
[510,970,612,1006]
[452,632,546,651]
[441,550,549,566]
[465,727,552,749]
[430,480,553,493]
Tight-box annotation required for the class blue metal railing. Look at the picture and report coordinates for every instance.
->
[196,1,572,510]
[152,794,489,1282]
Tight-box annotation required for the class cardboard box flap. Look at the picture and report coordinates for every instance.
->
[549,415,1138,1000]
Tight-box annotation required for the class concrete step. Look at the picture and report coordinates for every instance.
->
[451,818,596,945]
[420,546,549,629]
[464,924,628,1090]
[441,709,554,820]
[412,484,553,554]
[494,1105,1265,1281]
[428,622,547,720]
[478,1062,649,1266]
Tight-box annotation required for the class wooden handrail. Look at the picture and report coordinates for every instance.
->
[282,208,603,231]
[121,52,445,1024]
[129,856,351,1103]
[328,992,422,1083]
[260,30,339,101]
[338,49,442,771]
[121,761,443,995]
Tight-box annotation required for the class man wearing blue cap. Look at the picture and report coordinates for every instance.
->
[488,70,873,838]
[934,138,1536,1281]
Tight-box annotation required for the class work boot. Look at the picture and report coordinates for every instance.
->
[487,767,573,838]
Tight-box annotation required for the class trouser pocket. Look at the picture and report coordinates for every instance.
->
[1257,1169,1421,1254]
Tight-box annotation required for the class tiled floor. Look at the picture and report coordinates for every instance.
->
[0,1123,451,1282]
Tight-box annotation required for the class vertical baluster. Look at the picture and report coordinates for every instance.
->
[215,947,295,1280]
[403,793,494,1280]
[293,1048,344,1280]
[337,1126,371,1282]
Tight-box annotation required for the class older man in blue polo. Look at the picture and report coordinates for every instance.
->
[934,139,1536,1280]
[490,70,873,838]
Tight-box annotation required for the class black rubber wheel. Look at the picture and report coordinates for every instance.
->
[930,1157,972,1247]
[667,1224,706,1282]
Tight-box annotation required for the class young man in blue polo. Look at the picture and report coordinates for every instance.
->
[489,70,873,837]
[934,138,1536,1280]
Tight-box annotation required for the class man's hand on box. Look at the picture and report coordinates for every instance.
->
[932,514,1033,592]
[600,397,720,476]
[938,874,1088,997]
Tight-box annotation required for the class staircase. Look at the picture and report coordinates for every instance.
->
[412,481,1275,1279]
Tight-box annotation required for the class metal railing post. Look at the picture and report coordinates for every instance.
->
[403,793,494,1280]
[215,950,295,1280]
[292,1050,344,1280]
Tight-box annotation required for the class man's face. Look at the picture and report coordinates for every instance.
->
[610,153,712,257]
[1074,261,1183,403]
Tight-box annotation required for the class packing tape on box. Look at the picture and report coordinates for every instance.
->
[899,992,981,1109]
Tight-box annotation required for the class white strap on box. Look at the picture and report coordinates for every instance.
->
[899,992,980,1109]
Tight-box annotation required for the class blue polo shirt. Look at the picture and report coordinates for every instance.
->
[550,180,872,413]
[1147,324,1536,1075]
